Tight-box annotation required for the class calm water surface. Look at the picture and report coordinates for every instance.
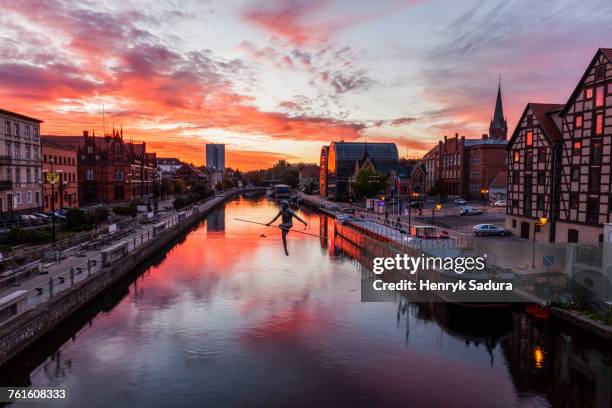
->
[4,195,611,407]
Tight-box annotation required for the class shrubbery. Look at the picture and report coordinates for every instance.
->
[112,204,137,217]
[7,227,53,244]
[65,208,95,231]
[173,183,214,210]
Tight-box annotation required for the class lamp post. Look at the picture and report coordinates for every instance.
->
[432,202,442,224]
[531,217,548,269]
[480,188,489,206]
[42,158,62,243]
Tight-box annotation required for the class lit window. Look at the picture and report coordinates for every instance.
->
[573,141,581,154]
[526,130,533,146]
[595,85,604,107]
[595,113,603,134]
[585,88,593,99]
[514,151,520,162]
[575,114,583,128]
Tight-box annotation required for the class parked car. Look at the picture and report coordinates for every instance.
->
[454,197,467,205]
[459,206,483,215]
[33,213,50,220]
[493,200,506,207]
[473,224,507,236]
[407,201,421,208]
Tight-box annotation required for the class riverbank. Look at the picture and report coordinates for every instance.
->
[0,187,264,368]
[300,193,612,341]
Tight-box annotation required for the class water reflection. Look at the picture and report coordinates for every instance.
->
[0,195,609,408]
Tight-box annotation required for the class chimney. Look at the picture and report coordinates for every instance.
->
[444,135,447,142]
[482,133,488,140]
[455,133,459,138]
[83,130,89,137]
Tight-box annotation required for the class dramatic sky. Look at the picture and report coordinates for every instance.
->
[2,0,612,170]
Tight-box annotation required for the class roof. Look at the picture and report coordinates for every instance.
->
[490,82,506,129]
[489,172,507,189]
[0,108,43,123]
[464,138,508,147]
[506,103,563,149]
[330,142,399,162]
[41,135,83,149]
[560,48,612,115]
[157,158,182,165]
[41,136,78,152]
[530,103,563,142]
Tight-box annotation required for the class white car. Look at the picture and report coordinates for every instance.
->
[459,206,483,216]
[493,200,506,207]
[454,198,467,205]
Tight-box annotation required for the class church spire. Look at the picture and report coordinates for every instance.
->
[489,75,508,140]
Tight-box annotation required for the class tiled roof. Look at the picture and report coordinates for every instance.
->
[489,172,507,189]
[529,103,563,142]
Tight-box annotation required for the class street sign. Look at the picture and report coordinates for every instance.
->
[543,255,554,266]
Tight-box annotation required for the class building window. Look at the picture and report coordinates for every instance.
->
[33,127,39,140]
[568,229,579,242]
[525,153,533,170]
[575,114,583,129]
[512,219,517,228]
[584,87,593,99]
[25,145,31,159]
[536,195,544,211]
[595,65,605,80]
[25,126,30,139]
[15,192,21,205]
[27,191,32,203]
[537,148,546,162]
[512,170,519,184]
[512,199,519,209]
[570,166,580,182]
[526,115,533,127]
[86,168,94,181]
[4,121,9,135]
[14,123,19,137]
[595,85,605,107]
[115,169,124,181]
[573,141,581,155]
[589,167,601,192]
[87,146,93,154]
[586,197,599,224]
[537,171,546,185]
[591,138,603,164]
[526,130,533,146]
[595,112,604,135]
[569,193,579,209]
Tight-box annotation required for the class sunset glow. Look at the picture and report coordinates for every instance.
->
[2,0,611,169]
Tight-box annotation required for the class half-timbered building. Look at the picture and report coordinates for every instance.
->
[506,103,563,241]
[555,49,612,243]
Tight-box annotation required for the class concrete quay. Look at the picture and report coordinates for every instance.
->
[0,187,262,367]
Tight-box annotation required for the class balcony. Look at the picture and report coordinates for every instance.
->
[0,180,12,191]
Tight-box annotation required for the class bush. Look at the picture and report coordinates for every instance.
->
[93,207,109,221]
[173,183,214,210]
[65,208,94,231]
[112,204,137,217]
[7,227,53,245]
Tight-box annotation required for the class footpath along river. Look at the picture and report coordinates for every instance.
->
[1,194,610,407]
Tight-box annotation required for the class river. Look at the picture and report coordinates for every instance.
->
[2,195,611,407]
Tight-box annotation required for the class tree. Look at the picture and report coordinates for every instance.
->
[428,179,449,199]
[353,167,387,200]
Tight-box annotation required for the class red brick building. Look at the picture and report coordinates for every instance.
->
[41,137,79,212]
[423,83,508,199]
[43,130,157,204]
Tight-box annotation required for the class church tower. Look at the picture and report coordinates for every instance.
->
[489,79,508,140]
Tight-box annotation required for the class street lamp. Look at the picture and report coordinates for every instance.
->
[531,217,548,268]
[432,202,442,224]
[42,158,62,243]
[480,188,489,206]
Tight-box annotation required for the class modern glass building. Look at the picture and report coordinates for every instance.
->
[321,141,399,200]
